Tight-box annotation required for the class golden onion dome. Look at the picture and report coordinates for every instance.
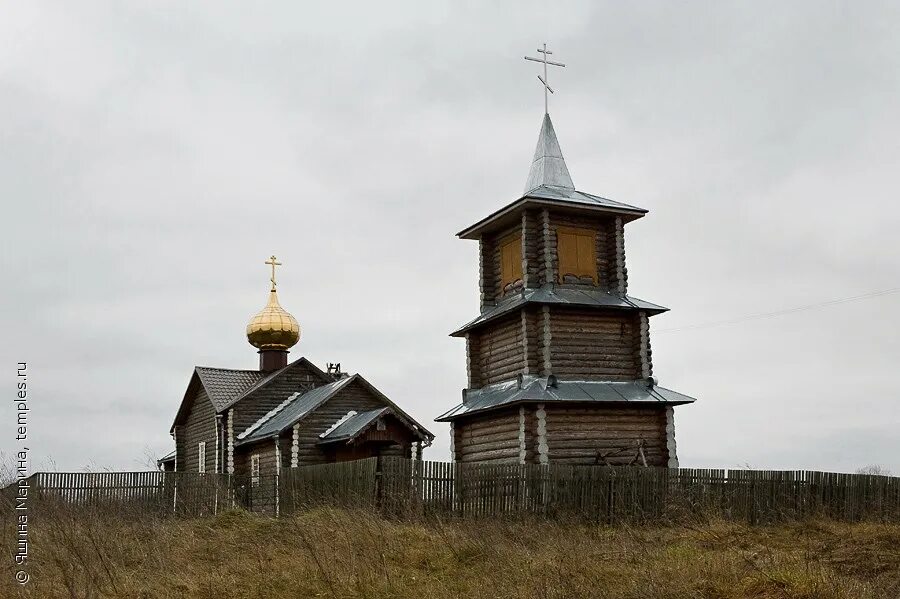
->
[246,289,300,350]
[246,256,300,351]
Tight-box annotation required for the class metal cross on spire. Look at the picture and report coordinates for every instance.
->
[265,255,282,290]
[524,43,566,114]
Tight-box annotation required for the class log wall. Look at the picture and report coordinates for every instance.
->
[233,437,279,478]
[466,306,649,386]
[173,425,184,472]
[522,209,541,288]
[548,308,644,380]
[179,388,216,474]
[521,307,541,376]
[453,406,524,464]
[466,333,481,388]
[478,237,494,309]
[544,405,669,466]
[469,312,523,386]
[232,361,327,434]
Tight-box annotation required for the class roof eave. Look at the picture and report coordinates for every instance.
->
[457,196,648,240]
[316,436,352,445]
[435,395,697,422]
[449,299,669,337]
[156,449,176,465]
[234,434,279,448]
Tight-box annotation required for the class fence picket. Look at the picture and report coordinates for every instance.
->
[4,461,898,525]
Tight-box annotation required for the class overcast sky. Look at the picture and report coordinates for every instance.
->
[2,2,898,474]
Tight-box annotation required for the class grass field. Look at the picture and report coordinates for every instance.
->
[3,507,899,598]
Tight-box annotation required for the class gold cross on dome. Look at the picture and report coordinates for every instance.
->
[265,255,282,289]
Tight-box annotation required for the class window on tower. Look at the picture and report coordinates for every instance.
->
[557,227,597,283]
[499,233,523,290]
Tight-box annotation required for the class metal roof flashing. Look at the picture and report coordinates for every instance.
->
[449,284,668,337]
[317,407,391,445]
[456,194,647,240]
[436,377,696,422]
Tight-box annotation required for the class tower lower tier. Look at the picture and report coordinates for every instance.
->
[437,376,695,468]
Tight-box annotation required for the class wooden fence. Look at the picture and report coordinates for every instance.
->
[1,471,245,518]
[3,459,898,525]
[374,460,900,524]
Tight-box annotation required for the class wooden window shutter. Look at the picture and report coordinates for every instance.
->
[500,234,523,289]
[557,230,579,279]
[575,233,595,279]
[557,227,597,283]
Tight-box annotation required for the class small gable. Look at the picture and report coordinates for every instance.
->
[303,376,433,444]
[318,408,414,446]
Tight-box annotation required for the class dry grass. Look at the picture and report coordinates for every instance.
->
[2,507,898,599]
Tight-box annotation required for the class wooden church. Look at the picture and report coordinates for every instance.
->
[436,107,697,467]
[162,259,434,476]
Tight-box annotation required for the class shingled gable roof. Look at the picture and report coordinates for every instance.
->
[235,373,434,446]
[196,367,267,411]
[170,357,331,432]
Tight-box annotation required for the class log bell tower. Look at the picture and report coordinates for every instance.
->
[436,112,697,467]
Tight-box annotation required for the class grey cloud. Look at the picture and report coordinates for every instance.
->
[2,1,898,473]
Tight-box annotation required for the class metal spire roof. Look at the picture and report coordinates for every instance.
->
[524,113,574,193]
[456,112,648,240]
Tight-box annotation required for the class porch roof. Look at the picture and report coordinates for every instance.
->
[317,408,392,445]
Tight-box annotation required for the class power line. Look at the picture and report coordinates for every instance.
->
[655,287,900,334]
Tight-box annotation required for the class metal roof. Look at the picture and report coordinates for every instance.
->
[317,408,390,444]
[435,376,696,422]
[195,367,267,411]
[237,376,355,445]
[456,190,648,240]
[156,449,176,465]
[524,113,574,193]
[526,185,647,213]
[450,284,668,336]
[457,114,647,240]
